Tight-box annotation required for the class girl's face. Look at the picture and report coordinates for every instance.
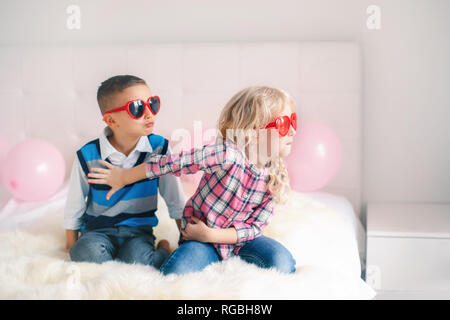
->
[253,103,296,166]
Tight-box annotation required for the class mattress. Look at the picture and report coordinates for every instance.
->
[302,191,366,275]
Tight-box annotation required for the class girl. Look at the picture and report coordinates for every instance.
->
[87,86,298,275]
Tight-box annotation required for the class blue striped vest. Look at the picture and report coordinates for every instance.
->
[76,134,168,231]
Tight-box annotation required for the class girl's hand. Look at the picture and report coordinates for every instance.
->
[181,217,212,243]
[87,159,126,200]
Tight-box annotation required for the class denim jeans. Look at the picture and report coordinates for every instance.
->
[160,235,296,275]
[69,225,169,269]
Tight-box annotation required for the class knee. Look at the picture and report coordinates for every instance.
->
[117,238,154,265]
[160,241,219,276]
[70,237,114,264]
[160,255,188,276]
[269,249,296,274]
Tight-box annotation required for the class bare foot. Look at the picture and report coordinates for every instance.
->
[157,239,171,253]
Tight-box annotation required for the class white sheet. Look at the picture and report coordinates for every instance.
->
[301,192,366,275]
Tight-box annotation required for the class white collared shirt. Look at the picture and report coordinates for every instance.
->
[64,127,186,230]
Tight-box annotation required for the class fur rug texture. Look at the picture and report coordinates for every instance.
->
[0,186,376,300]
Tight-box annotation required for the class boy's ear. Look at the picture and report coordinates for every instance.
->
[103,114,118,128]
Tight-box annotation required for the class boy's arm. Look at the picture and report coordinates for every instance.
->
[64,158,89,251]
[158,146,187,225]
[159,175,185,231]
[65,230,79,252]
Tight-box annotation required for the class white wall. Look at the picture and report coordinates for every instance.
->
[1,0,449,220]
[361,0,450,206]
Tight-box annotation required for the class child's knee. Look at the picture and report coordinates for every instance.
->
[69,237,114,264]
[160,241,219,275]
[270,249,296,274]
[116,238,155,265]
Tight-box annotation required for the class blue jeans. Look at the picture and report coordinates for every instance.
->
[160,235,296,275]
[69,225,169,269]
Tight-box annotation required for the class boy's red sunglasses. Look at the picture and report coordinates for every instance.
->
[264,113,297,136]
[103,96,160,119]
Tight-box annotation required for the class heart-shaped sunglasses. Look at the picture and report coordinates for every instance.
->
[264,113,297,136]
[103,96,160,119]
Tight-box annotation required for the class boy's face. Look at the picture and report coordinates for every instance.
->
[103,84,156,137]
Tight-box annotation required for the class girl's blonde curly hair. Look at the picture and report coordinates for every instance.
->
[217,86,295,204]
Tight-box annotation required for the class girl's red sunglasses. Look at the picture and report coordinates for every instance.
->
[264,113,297,136]
[103,96,160,119]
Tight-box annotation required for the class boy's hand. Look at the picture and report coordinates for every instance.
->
[65,242,75,253]
[65,229,78,253]
[87,159,126,200]
[181,217,212,243]
[175,219,182,231]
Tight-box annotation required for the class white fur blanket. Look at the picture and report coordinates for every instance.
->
[0,185,375,299]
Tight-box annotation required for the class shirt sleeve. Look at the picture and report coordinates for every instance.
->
[63,157,89,230]
[231,196,274,247]
[158,146,187,220]
[145,139,244,179]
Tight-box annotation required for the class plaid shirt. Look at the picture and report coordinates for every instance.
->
[145,138,274,260]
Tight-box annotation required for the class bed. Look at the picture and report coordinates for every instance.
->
[0,181,374,299]
[0,41,374,299]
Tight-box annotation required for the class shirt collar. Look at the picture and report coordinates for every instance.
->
[98,126,153,160]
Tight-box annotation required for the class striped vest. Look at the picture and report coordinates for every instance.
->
[76,134,168,231]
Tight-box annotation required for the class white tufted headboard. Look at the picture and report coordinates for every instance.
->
[0,42,362,216]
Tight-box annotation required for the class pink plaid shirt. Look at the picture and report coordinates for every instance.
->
[145,138,274,260]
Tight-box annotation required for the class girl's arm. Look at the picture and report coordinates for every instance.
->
[181,196,273,245]
[144,140,243,180]
[181,217,238,244]
[231,197,274,247]
[87,161,147,200]
[88,140,244,200]
[208,227,238,244]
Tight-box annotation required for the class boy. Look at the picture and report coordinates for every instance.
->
[64,75,186,269]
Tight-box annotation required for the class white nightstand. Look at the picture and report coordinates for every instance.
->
[365,203,450,299]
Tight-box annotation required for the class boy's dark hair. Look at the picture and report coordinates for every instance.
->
[97,75,146,114]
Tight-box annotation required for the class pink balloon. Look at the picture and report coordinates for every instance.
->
[286,123,342,192]
[2,139,66,202]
